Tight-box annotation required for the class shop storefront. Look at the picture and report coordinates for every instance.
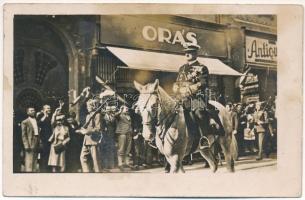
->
[241,30,277,103]
[95,15,241,105]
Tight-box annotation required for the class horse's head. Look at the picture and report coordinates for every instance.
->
[134,79,160,142]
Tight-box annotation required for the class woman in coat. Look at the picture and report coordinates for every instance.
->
[48,114,70,172]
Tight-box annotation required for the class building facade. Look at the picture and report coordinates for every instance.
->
[220,15,277,103]
[13,15,277,118]
[96,15,241,105]
[14,15,99,118]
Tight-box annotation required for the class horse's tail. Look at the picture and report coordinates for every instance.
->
[209,100,237,162]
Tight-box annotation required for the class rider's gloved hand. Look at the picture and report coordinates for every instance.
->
[189,82,201,94]
[173,82,179,94]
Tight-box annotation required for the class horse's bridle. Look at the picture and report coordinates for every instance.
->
[141,92,159,127]
[140,90,176,128]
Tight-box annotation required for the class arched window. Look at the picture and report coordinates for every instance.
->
[13,49,25,85]
[34,51,58,86]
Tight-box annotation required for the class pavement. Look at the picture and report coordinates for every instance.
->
[107,153,277,173]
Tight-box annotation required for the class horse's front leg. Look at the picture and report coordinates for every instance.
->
[164,160,170,173]
[199,147,218,173]
[180,160,185,173]
[166,154,179,173]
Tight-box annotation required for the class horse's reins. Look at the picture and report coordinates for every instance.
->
[141,93,157,126]
[141,90,177,128]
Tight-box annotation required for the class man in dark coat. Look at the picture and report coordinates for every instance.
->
[131,106,144,169]
[173,43,225,149]
[235,103,246,157]
[36,104,52,172]
[66,111,83,172]
[100,106,117,170]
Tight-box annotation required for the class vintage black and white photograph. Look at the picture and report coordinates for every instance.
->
[12,14,278,174]
[2,3,303,197]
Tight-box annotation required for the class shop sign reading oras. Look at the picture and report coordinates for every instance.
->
[100,16,227,57]
[246,36,277,66]
[141,25,198,45]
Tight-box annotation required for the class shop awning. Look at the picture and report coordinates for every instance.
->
[107,46,242,76]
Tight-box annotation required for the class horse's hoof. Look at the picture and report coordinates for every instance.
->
[228,168,235,173]
[203,163,209,168]
[211,164,218,173]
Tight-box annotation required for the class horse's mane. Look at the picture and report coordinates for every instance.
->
[156,86,232,136]
[157,86,173,101]
[156,86,176,122]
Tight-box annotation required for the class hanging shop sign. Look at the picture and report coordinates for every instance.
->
[241,73,260,103]
[246,36,277,66]
[100,15,228,57]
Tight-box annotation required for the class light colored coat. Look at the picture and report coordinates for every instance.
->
[21,118,41,150]
[83,113,102,145]
[253,110,267,133]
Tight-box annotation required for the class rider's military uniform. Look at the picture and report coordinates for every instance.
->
[174,60,209,111]
[173,43,225,150]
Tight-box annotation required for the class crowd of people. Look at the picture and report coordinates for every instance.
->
[13,84,277,173]
[12,42,277,173]
[13,95,163,173]
[225,99,277,161]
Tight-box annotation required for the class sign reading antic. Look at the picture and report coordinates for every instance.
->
[246,36,277,66]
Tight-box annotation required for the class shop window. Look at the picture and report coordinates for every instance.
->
[98,50,120,84]
[34,51,57,86]
[116,68,130,82]
[14,49,25,85]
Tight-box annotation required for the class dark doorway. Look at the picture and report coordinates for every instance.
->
[14,17,69,115]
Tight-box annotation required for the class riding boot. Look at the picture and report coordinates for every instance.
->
[187,109,209,150]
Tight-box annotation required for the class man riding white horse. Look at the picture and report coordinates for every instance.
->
[172,43,225,150]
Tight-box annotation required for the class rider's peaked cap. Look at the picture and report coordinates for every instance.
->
[182,42,201,52]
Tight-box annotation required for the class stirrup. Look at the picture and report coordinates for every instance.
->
[199,136,210,150]
[148,140,158,149]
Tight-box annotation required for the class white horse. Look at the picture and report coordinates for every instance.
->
[134,79,234,173]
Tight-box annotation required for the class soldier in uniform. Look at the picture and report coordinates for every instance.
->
[173,43,225,149]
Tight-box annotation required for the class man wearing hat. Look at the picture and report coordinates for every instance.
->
[76,99,102,172]
[173,42,225,150]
